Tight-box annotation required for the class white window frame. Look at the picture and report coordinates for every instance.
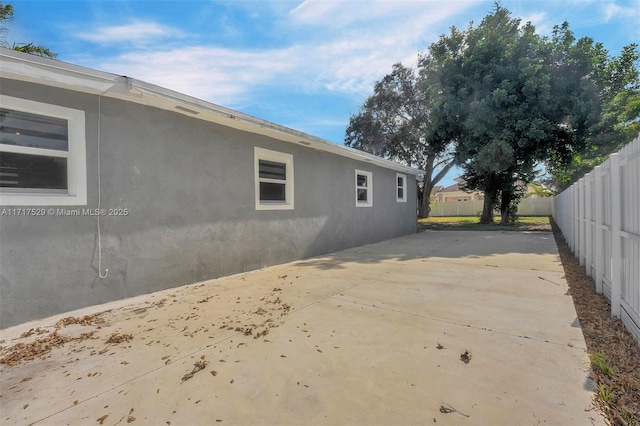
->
[355,169,372,207]
[0,95,87,206]
[254,147,294,210]
[396,173,407,202]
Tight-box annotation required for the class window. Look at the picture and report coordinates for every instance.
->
[355,169,372,207]
[396,173,407,202]
[0,95,87,206]
[254,147,294,210]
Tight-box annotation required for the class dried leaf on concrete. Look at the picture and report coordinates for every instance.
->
[181,358,208,382]
[106,333,134,344]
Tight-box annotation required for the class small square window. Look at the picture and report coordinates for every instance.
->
[254,147,294,210]
[355,169,372,207]
[396,173,407,202]
[0,95,87,206]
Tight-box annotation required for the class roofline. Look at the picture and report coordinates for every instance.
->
[0,48,423,176]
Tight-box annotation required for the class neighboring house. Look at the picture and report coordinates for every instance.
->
[0,48,421,327]
[431,178,484,203]
[432,177,543,203]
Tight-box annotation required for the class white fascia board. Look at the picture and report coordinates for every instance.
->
[0,48,423,176]
[0,48,120,94]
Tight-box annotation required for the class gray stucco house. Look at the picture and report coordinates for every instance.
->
[0,48,421,328]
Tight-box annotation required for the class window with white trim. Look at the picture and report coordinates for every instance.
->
[0,95,87,206]
[396,173,407,202]
[355,169,372,207]
[254,147,294,210]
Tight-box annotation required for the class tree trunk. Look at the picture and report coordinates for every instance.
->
[418,157,455,219]
[499,193,510,225]
[418,189,427,218]
[418,159,435,219]
[499,181,517,225]
[480,196,494,224]
[419,181,434,218]
[500,208,510,225]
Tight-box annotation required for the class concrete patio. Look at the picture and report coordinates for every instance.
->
[0,230,604,425]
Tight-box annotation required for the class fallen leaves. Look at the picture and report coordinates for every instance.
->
[19,328,48,338]
[254,329,269,339]
[127,408,136,423]
[181,356,208,382]
[439,404,469,418]
[552,221,640,424]
[97,414,109,424]
[0,314,106,366]
[0,331,80,366]
[57,315,102,328]
[106,333,134,344]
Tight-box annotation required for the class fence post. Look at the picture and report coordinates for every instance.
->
[585,174,593,276]
[571,183,580,251]
[578,178,585,266]
[594,166,604,294]
[610,153,622,318]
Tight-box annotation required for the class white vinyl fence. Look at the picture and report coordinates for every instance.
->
[430,197,552,217]
[552,135,640,344]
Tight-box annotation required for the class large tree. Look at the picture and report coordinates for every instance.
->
[546,24,639,190]
[345,63,455,218]
[427,5,561,224]
[422,5,639,224]
[0,2,56,58]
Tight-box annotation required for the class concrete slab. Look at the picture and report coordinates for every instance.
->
[0,231,604,425]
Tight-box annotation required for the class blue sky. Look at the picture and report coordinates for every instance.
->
[4,0,639,186]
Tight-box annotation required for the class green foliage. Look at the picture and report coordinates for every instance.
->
[419,4,639,221]
[0,2,56,58]
[347,4,638,217]
[345,63,455,218]
[597,384,614,404]
[421,6,562,223]
[528,183,554,198]
[620,409,638,426]
[545,23,639,189]
[0,1,13,43]
[590,350,616,376]
[346,63,431,166]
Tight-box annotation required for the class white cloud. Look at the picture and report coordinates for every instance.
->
[518,11,552,35]
[289,0,475,30]
[77,21,182,44]
[75,1,485,108]
[602,2,638,22]
[92,46,296,107]
[284,0,485,93]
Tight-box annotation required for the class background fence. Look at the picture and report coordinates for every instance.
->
[430,197,552,217]
[552,135,640,344]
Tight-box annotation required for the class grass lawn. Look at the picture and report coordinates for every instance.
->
[418,215,551,232]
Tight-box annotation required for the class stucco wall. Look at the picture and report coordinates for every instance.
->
[0,79,417,327]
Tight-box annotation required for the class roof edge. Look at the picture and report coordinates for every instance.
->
[0,48,423,175]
